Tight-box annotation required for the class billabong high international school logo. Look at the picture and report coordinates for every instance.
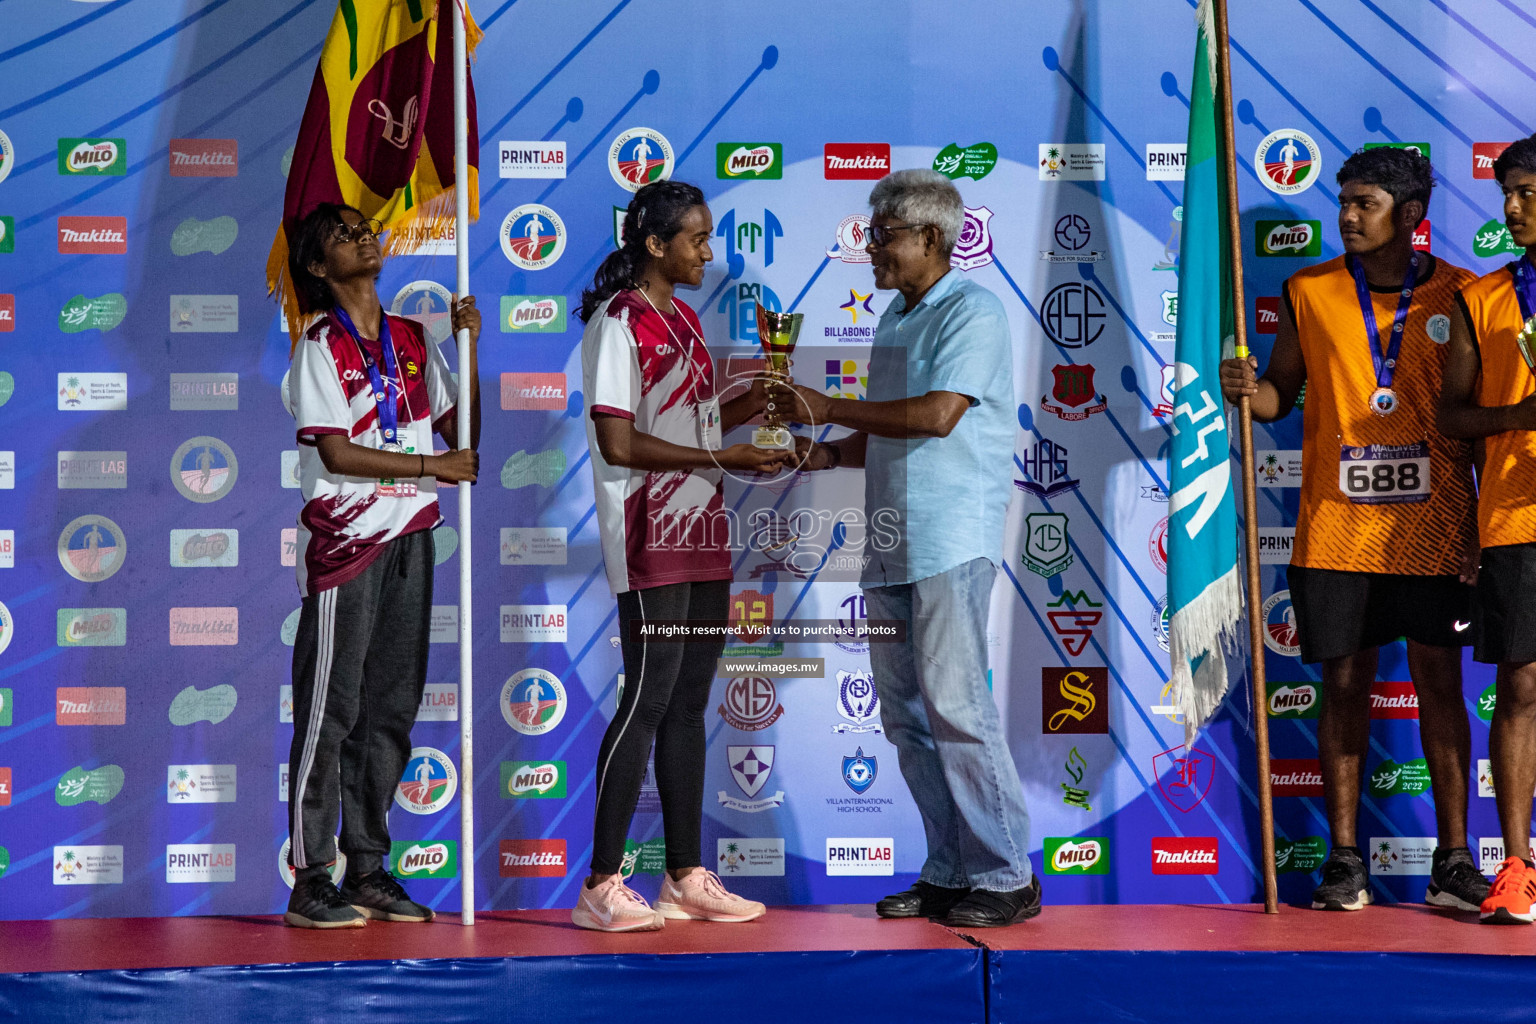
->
[609,127,674,191]
[501,668,567,735]
[58,515,126,583]
[170,436,237,502]
[1254,129,1321,195]
[395,746,457,814]
[500,204,566,270]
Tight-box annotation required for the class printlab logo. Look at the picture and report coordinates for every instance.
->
[1041,667,1108,734]
[170,372,239,410]
[1152,747,1215,812]
[1044,837,1109,874]
[720,745,784,812]
[498,140,566,178]
[950,206,994,271]
[501,668,567,735]
[1040,282,1106,348]
[841,748,877,794]
[168,138,237,176]
[1041,363,1107,421]
[1254,129,1321,195]
[395,746,457,814]
[500,204,566,270]
[499,604,567,643]
[719,676,784,731]
[823,143,890,180]
[171,437,238,502]
[500,295,567,333]
[825,839,894,876]
[609,127,674,190]
[1022,512,1073,578]
[1145,143,1187,181]
[1040,213,1105,263]
[717,142,782,179]
[1046,591,1102,656]
[417,682,457,721]
[833,670,881,734]
[1015,436,1079,498]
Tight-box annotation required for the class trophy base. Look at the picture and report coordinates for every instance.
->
[752,426,794,451]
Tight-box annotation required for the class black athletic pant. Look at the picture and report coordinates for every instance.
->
[288,530,433,879]
[589,579,729,875]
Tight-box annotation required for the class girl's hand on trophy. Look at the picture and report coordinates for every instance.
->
[717,443,793,476]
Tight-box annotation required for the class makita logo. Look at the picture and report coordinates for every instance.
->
[1270,758,1324,796]
[518,384,562,400]
[1370,681,1419,720]
[57,216,127,254]
[824,143,892,180]
[172,152,233,167]
[56,687,127,725]
[168,139,237,177]
[1151,837,1219,874]
[1255,296,1280,334]
[499,839,567,876]
[500,372,568,411]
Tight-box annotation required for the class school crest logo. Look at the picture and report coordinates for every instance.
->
[58,515,126,583]
[395,746,457,814]
[1254,129,1321,195]
[1152,746,1215,812]
[834,670,881,734]
[500,668,567,735]
[1023,513,1073,578]
[1041,363,1107,421]
[609,127,674,191]
[842,748,877,794]
[500,204,566,270]
[170,436,238,502]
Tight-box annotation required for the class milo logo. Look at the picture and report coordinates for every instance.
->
[500,295,567,334]
[1256,220,1321,256]
[716,142,782,179]
[1044,836,1109,874]
[58,138,126,176]
[390,839,457,879]
[1266,681,1320,718]
[500,759,566,798]
[181,533,229,561]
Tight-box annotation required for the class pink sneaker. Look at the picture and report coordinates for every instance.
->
[655,869,767,923]
[571,875,664,932]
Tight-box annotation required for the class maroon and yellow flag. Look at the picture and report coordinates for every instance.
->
[267,0,481,343]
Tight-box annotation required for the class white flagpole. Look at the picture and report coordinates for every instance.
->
[451,0,475,927]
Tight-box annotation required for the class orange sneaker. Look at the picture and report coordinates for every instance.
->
[1479,856,1536,924]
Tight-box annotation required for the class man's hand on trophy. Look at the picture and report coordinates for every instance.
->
[792,434,832,471]
[786,383,832,425]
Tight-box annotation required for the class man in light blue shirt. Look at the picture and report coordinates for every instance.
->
[792,169,1036,927]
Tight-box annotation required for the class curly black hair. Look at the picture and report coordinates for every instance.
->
[1335,146,1435,213]
[1494,135,1536,185]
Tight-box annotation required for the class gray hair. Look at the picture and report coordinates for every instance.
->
[867,169,965,254]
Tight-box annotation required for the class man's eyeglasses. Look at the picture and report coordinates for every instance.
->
[330,219,383,245]
[866,222,923,247]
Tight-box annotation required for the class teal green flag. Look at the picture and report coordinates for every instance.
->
[1168,0,1242,735]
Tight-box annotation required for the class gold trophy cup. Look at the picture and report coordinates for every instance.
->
[753,306,803,451]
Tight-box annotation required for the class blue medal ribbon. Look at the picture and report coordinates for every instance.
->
[332,306,401,446]
[1512,255,1536,322]
[1347,252,1419,397]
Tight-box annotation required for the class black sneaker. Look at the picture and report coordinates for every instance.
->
[1311,847,1371,911]
[1425,846,1490,912]
[285,873,367,929]
[875,881,972,919]
[944,876,1043,928]
[340,868,434,923]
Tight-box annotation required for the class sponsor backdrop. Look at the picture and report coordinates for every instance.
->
[0,0,1524,917]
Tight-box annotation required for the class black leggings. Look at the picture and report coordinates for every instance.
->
[589,579,729,875]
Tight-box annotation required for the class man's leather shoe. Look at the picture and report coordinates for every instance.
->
[944,876,1042,927]
[875,881,972,919]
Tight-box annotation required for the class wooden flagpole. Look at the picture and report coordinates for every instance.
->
[452,0,476,927]
[1213,0,1279,915]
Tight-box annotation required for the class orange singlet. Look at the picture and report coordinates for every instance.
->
[1459,263,1536,549]
[1287,255,1477,574]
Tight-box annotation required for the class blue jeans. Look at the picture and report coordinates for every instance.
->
[864,557,1033,891]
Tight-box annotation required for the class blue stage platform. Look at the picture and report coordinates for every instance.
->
[3,903,1534,1023]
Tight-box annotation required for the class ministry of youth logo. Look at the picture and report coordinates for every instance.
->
[842,747,877,794]
[834,670,882,734]
[719,745,784,813]
[500,668,567,735]
[950,206,994,272]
